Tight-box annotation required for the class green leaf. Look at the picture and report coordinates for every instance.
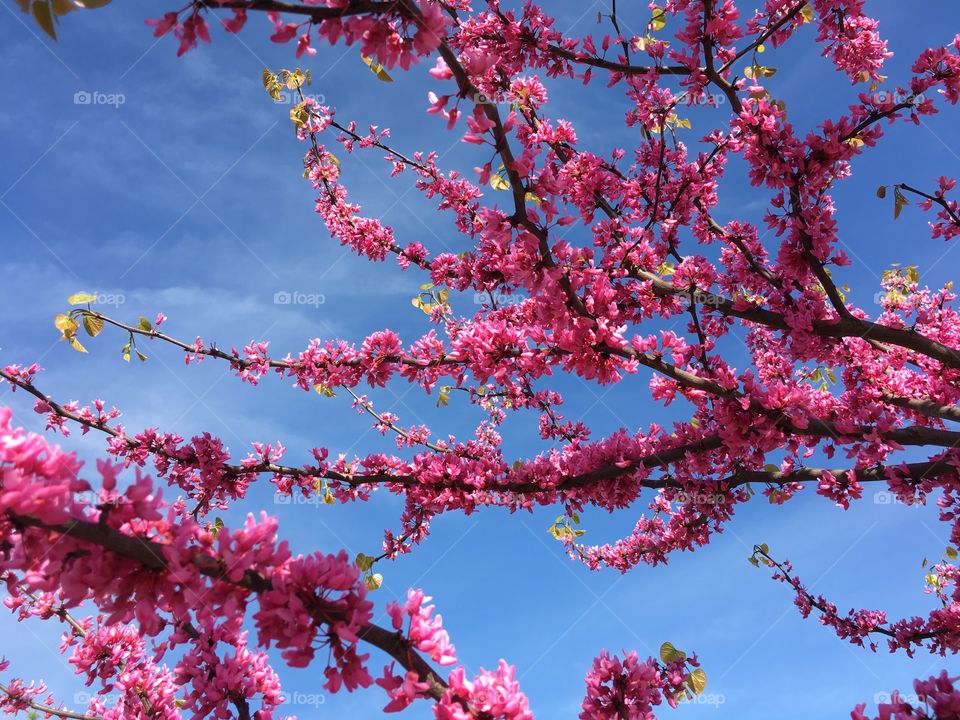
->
[355,553,375,571]
[137,316,153,332]
[67,291,97,305]
[764,463,779,474]
[748,555,760,567]
[947,546,958,560]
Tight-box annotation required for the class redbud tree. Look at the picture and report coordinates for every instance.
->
[4,0,960,718]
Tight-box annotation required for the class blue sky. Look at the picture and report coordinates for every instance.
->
[1,1,959,718]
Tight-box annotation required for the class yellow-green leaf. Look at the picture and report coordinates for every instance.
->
[489,174,510,191]
[649,8,666,32]
[360,54,393,82]
[67,335,88,353]
[137,316,152,332]
[686,669,707,696]
[894,187,909,219]
[67,291,97,305]
[262,68,274,89]
[365,572,383,590]
[659,641,686,663]
[54,313,78,336]
[947,546,958,560]
[82,314,104,337]
[285,68,306,89]
[290,102,311,128]
[800,4,814,23]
